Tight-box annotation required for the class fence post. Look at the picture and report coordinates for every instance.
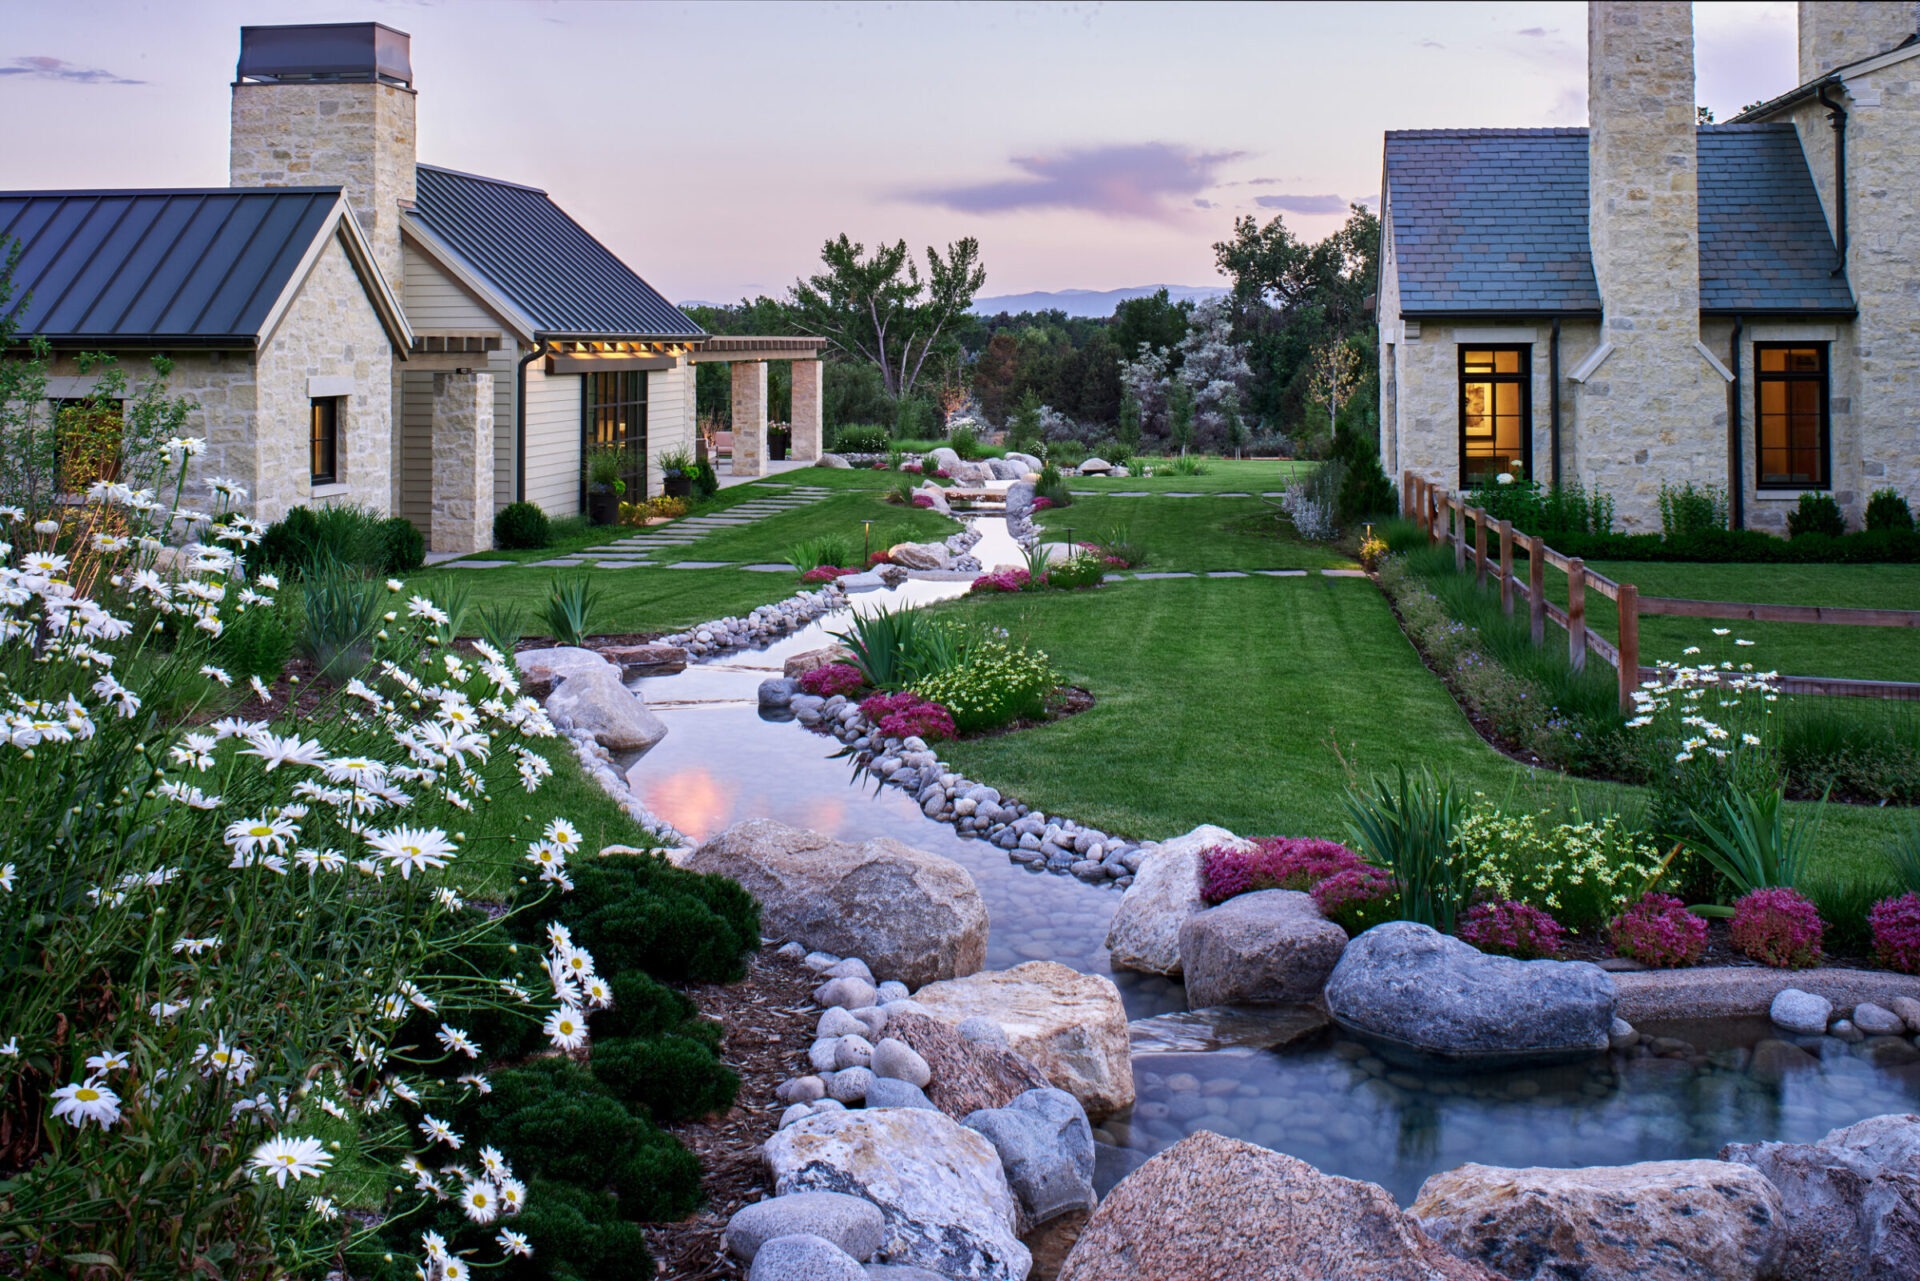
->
[1528,534,1546,647]
[1498,519,1514,615]
[1617,583,1640,715]
[1474,508,1489,586]
[1567,557,1587,671]
[1453,499,1466,571]
[1428,486,1441,542]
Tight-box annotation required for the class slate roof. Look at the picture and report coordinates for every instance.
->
[0,188,343,344]
[1383,124,1854,316]
[410,165,703,341]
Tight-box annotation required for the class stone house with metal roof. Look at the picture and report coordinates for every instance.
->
[1378,0,1920,532]
[3,21,824,551]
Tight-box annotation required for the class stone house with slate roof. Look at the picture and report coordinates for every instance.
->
[1378,0,1920,532]
[2,22,824,551]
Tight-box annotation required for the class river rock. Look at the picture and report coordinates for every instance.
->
[1770,987,1832,1035]
[764,1107,1030,1281]
[911,962,1133,1119]
[871,1038,932,1088]
[1892,996,1920,1033]
[1059,1130,1495,1281]
[1853,1001,1906,1036]
[1178,889,1348,1007]
[687,820,988,987]
[725,1192,886,1264]
[964,1087,1096,1230]
[1722,1112,1920,1281]
[887,541,950,571]
[866,1077,939,1110]
[1410,1159,1784,1281]
[542,662,668,752]
[1324,922,1615,1066]
[882,1011,1052,1118]
[786,645,858,679]
[1104,825,1254,977]
[759,677,801,709]
[748,1233,867,1281]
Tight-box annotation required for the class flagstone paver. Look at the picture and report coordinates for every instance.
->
[666,561,731,569]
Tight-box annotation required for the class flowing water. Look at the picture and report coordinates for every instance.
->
[622,523,1920,1201]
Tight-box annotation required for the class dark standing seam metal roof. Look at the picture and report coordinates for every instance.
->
[1383,125,1854,316]
[410,164,704,340]
[0,188,341,344]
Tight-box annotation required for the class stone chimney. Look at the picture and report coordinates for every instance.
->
[1800,1,1919,83]
[229,22,416,294]
[1580,1,1725,527]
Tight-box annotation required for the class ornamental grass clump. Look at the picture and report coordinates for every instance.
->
[799,663,866,698]
[1609,893,1709,967]
[1729,887,1825,969]
[1458,900,1566,959]
[1869,892,1920,974]
[1345,767,1468,932]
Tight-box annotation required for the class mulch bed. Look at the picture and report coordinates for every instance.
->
[638,947,819,1280]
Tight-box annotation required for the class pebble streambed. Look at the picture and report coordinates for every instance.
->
[620,540,1920,1203]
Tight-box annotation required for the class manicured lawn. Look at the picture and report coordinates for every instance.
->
[407,565,805,637]
[1071,457,1315,495]
[673,489,956,565]
[1035,495,1354,572]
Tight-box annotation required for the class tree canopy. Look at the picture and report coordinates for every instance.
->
[788,234,986,403]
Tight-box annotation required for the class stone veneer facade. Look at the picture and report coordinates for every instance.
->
[430,372,494,554]
[730,361,769,478]
[790,359,824,462]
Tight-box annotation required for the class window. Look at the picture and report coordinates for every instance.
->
[581,371,648,504]
[1458,346,1530,487]
[310,397,341,485]
[1755,344,1829,489]
[51,398,124,492]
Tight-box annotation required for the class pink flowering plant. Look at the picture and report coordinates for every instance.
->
[1608,893,1709,967]
[1458,900,1566,959]
[800,565,857,584]
[1870,892,1920,975]
[969,568,1031,595]
[857,691,956,742]
[798,663,866,699]
[1728,887,1824,969]
[1199,838,1368,905]
[1311,865,1399,934]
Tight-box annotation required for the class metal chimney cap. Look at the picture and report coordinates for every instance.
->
[237,22,412,87]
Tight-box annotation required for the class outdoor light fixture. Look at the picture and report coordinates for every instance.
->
[863,519,872,561]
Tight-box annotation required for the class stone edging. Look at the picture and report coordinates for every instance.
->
[660,584,849,659]
[1613,966,1920,1022]
[557,727,686,845]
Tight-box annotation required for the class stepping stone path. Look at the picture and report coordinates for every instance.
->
[460,485,832,571]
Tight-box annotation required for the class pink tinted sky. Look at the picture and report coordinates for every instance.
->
[2,1,1798,302]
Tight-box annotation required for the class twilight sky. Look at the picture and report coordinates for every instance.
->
[2,1,1799,302]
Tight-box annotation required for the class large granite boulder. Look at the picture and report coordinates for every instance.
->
[1059,1131,1496,1281]
[1004,452,1044,476]
[952,461,994,486]
[747,1233,866,1280]
[1178,889,1348,1007]
[911,962,1133,1119]
[818,452,853,469]
[541,661,668,752]
[881,1011,1052,1119]
[1721,1112,1920,1281]
[1003,480,1036,520]
[964,1087,1096,1231]
[1324,922,1616,1066]
[785,644,858,679]
[1078,457,1112,475]
[1105,825,1254,976]
[913,484,952,515]
[926,447,962,475]
[764,1107,1029,1281]
[594,641,688,679]
[887,541,950,571]
[686,820,987,987]
[987,458,1026,481]
[1410,1159,1784,1281]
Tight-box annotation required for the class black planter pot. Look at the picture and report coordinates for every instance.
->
[770,435,790,462]
[588,490,618,526]
[663,475,693,499]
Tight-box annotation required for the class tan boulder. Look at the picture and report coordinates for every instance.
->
[1411,1159,1784,1281]
[1104,825,1254,976]
[882,1010,1052,1119]
[910,961,1132,1119]
[1059,1131,1497,1281]
[784,644,857,679]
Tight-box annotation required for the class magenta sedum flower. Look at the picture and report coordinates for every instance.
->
[1609,893,1708,967]
[1459,900,1565,959]
[1729,887,1824,969]
[1870,892,1920,975]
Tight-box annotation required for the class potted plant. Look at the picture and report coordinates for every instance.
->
[769,424,792,462]
[660,448,696,500]
[586,446,627,525]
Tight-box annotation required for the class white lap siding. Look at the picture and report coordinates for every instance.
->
[646,360,695,499]
[522,362,583,518]
[398,248,519,523]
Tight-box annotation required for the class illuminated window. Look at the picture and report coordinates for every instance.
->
[51,398,124,493]
[1458,346,1530,487]
[310,397,341,485]
[582,370,648,503]
[1755,344,1828,489]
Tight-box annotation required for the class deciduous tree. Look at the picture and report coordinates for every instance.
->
[789,234,986,402]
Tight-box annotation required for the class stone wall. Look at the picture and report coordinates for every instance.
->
[791,359,824,462]
[230,80,418,292]
[430,372,495,553]
[1800,0,1918,83]
[732,361,768,478]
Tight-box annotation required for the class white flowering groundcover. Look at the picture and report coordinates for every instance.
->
[0,437,623,1278]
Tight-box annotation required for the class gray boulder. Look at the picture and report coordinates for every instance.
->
[951,461,994,486]
[542,663,667,753]
[1854,1001,1907,1036]
[1324,922,1616,1066]
[866,1077,939,1110]
[725,1192,885,1264]
[748,1233,868,1281]
[1105,825,1253,976]
[964,1087,1096,1230]
[862,1266,948,1281]
[1178,889,1348,1007]
[1722,1112,1920,1281]
[887,541,950,571]
[759,677,801,710]
[687,820,988,987]
[818,452,853,469]
[1003,480,1036,520]
[1078,457,1112,475]
[871,1037,933,1088]
[987,458,1025,481]
[912,484,951,515]
[926,447,962,475]
[1005,451,1044,475]
[1771,987,1833,1035]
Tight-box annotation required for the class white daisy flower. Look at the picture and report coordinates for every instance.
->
[497,1228,532,1256]
[224,815,297,854]
[249,1135,333,1187]
[459,1179,498,1224]
[84,1049,130,1073]
[437,1025,480,1059]
[367,825,457,879]
[419,1114,463,1149]
[543,1005,588,1052]
[50,1079,123,1129]
[496,1175,526,1214]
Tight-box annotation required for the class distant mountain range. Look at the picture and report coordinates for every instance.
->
[970,284,1229,318]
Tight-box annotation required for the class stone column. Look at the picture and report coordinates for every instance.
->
[431,371,495,553]
[731,361,768,478]
[790,359,824,461]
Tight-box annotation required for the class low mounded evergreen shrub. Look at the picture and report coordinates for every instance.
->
[380,514,426,572]
[591,1033,739,1123]
[1787,491,1847,539]
[596,970,702,1041]
[1729,887,1825,968]
[1543,526,1920,564]
[1870,892,1920,974]
[258,502,396,576]
[495,500,553,550]
[525,857,760,985]
[1609,893,1708,967]
[610,1137,705,1222]
[1865,488,1915,533]
[508,1178,655,1281]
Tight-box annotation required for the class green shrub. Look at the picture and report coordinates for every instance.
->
[830,424,890,454]
[1047,439,1088,469]
[495,501,553,550]
[948,423,982,460]
[913,638,1055,733]
[1657,480,1727,538]
[528,856,760,984]
[1163,454,1211,477]
[215,589,298,679]
[509,1178,655,1281]
[1866,488,1915,532]
[474,1061,646,1186]
[1455,806,1667,930]
[591,1033,739,1123]
[609,1137,704,1222]
[258,502,391,577]
[1335,436,1396,524]
[1034,463,1073,508]
[379,515,425,572]
[689,459,719,500]
[1786,491,1847,539]
[1046,551,1107,590]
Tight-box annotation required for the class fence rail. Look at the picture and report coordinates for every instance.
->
[1401,472,1920,708]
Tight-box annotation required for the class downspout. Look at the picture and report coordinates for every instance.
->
[514,339,544,504]
[1729,315,1745,530]
[1548,318,1562,486]
[1817,85,1848,275]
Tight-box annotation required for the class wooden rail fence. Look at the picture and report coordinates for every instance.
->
[1401,472,1920,709]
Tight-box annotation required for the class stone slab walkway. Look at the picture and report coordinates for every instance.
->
[449,484,832,571]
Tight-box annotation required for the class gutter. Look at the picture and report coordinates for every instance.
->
[1729,316,1745,530]
[1816,85,1849,274]
[514,340,543,505]
[1548,318,1562,486]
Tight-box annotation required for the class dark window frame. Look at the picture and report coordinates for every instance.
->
[580,370,649,509]
[310,396,341,486]
[1457,344,1532,489]
[1754,342,1830,491]
[50,397,125,493]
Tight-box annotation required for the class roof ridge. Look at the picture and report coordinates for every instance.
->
[1384,127,1588,138]
[415,163,546,196]
[0,186,343,198]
